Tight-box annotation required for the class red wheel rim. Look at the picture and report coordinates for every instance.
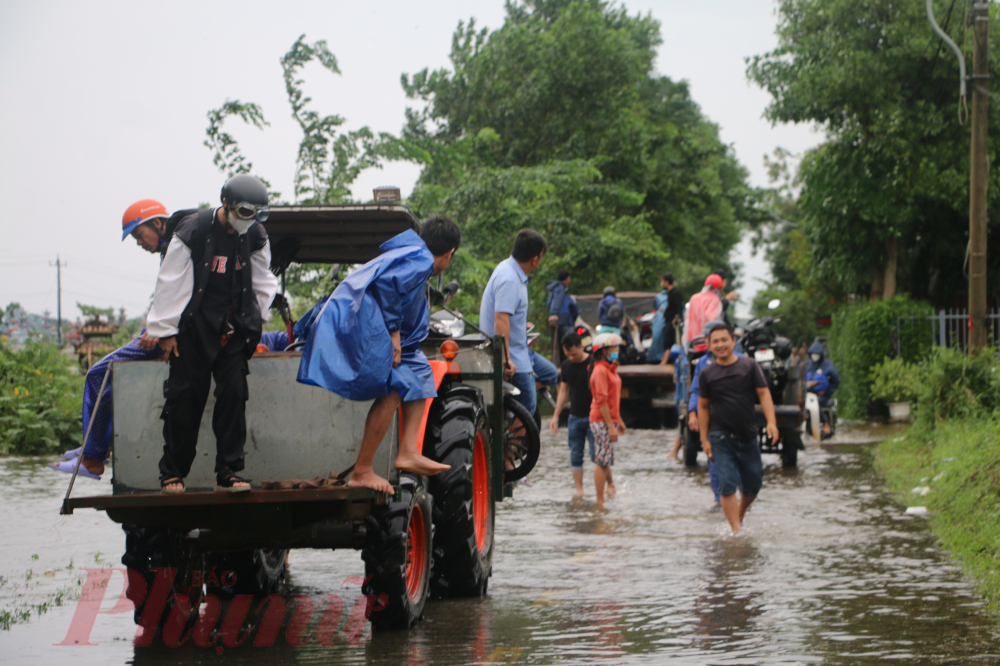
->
[473,432,489,553]
[405,501,427,603]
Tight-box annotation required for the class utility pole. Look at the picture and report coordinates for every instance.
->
[49,255,67,346]
[969,1,990,351]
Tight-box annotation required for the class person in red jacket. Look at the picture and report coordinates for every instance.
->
[589,333,627,506]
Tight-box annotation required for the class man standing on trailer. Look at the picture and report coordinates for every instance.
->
[148,175,278,494]
[296,216,462,493]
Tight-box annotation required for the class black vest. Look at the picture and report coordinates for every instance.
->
[158,208,199,260]
[173,209,268,358]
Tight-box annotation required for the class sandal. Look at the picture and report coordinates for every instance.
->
[160,477,185,494]
[215,469,252,493]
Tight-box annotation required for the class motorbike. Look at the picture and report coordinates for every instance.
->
[804,393,837,440]
[740,308,793,406]
[426,283,542,482]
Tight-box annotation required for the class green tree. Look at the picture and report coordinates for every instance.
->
[203,35,395,317]
[748,0,1000,305]
[401,0,759,296]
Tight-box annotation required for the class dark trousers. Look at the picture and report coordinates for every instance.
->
[158,331,249,480]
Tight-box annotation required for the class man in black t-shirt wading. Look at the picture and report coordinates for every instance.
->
[698,322,777,533]
[550,331,599,497]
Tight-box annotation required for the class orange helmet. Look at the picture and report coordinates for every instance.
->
[121,199,168,241]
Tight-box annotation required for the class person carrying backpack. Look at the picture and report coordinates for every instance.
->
[597,286,624,334]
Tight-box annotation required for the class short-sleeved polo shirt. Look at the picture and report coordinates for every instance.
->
[479,257,532,373]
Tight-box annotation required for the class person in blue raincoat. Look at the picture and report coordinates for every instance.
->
[297,216,462,493]
[804,340,840,436]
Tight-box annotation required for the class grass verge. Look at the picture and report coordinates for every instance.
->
[874,416,1000,613]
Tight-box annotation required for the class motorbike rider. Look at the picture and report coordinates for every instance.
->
[597,286,624,334]
[48,199,197,480]
[805,340,840,437]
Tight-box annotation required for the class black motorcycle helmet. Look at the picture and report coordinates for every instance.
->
[221,174,268,208]
[603,286,615,297]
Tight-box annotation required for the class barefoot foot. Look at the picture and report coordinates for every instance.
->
[606,483,617,497]
[395,453,451,476]
[348,469,394,494]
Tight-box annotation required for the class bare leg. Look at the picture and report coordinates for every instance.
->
[395,398,451,476]
[738,494,756,525]
[720,493,755,533]
[594,465,609,505]
[350,393,402,493]
[81,456,105,476]
[606,467,616,496]
[669,435,682,460]
[572,470,585,496]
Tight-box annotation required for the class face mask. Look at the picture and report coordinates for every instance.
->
[608,351,619,362]
[810,353,822,363]
[228,210,256,236]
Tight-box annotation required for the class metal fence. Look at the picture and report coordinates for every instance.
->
[896,309,1000,359]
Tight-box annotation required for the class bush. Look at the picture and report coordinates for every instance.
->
[870,357,919,403]
[0,341,83,454]
[914,347,1000,430]
[828,296,934,419]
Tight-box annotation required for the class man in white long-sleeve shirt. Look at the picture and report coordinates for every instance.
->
[147,174,278,493]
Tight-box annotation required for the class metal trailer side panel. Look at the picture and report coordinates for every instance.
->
[111,355,398,492]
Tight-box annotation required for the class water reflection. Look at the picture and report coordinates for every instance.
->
[2,422,1000,664]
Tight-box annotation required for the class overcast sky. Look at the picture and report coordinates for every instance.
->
[0,0,821,322]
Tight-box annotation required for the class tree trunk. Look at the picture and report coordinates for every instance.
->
[883,235,897,299]
[870,265,884,302]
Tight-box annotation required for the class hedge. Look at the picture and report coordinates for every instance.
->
[828,296,934,419]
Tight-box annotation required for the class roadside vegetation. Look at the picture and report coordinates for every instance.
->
[874,349,1000,612]
[0,341,83,455]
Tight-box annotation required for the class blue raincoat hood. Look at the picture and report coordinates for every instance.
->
[808,341,825,358]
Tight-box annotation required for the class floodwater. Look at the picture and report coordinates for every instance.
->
[2,422,1000,665]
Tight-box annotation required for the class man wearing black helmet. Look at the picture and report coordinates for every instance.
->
[147,175,278,493]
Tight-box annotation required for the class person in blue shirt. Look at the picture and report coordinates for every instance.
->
[648,273,683,365]
[546,269,577,361]
[297,216,462,494]
[480,229,547,415]
[805,340,840,436]
[597,286,624,334]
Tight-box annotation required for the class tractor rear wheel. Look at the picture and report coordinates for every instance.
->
[426,384,495,598]
[362,478,433,629]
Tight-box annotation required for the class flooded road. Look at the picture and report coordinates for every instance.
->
[3,422,999,664]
